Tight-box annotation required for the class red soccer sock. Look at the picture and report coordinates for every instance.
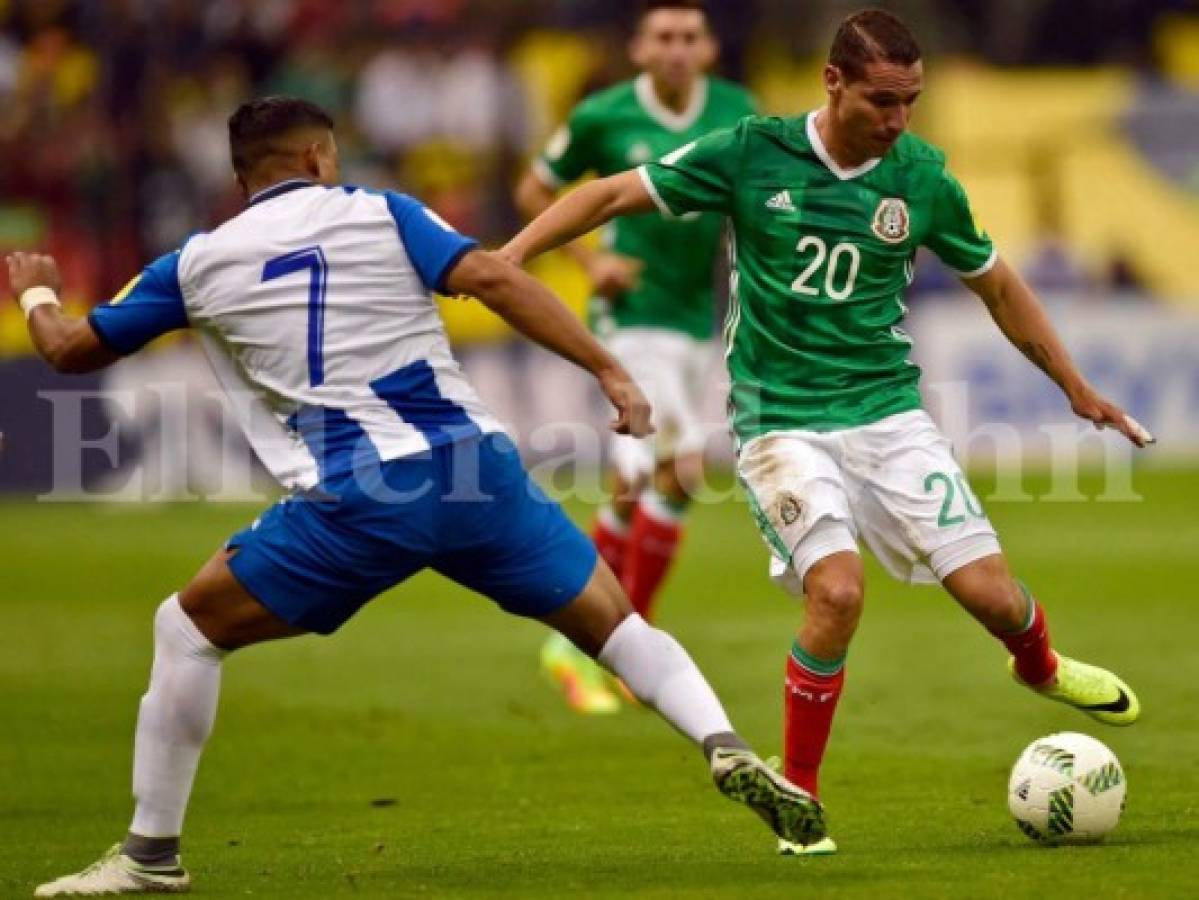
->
[620,493,684,622]
[992,584,1058,687]
[592,506,631,582]
[784,644,846,800]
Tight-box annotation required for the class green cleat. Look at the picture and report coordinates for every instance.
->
[539,633,620,716]
[778,835,838,856]
[760,756,837,856]
[710,749,826,847]
[1010,652,1140,726]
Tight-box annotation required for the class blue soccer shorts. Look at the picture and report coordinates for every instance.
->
[225,433,598,634]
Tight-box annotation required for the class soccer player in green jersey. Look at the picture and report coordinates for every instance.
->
[515,0,756,715]
[503,8,1151,853]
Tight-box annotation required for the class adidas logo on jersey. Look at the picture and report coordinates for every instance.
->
[766,190,795,212]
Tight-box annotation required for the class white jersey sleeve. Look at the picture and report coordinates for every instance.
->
[88,181,507,490]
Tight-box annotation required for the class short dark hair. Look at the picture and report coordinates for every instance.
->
[829,9,921,83]
[639,0,709,22]
[227,96,334,176]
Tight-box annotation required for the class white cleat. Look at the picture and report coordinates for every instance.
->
[34,844,190,896]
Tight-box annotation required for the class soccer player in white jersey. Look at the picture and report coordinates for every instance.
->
[15,97,824,896]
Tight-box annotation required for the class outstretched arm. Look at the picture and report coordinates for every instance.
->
[502,170,655,267]
[445,248,652,437]
[514,169,644,298]
[7,252,117,373]
[962,257,1153,447]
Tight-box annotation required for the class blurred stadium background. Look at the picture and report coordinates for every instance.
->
[0,0,1197,495]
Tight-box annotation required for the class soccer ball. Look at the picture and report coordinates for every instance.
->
[1008,732,1126,844]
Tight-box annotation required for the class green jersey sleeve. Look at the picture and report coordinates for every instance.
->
[923,170,997,278]
[535,102,601,188]
[638,120,744,217]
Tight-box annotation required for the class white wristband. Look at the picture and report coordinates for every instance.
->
[19,286,61,319]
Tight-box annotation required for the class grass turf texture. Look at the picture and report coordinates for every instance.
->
[2,468,1196,899]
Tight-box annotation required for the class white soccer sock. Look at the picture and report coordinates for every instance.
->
[598,614,734,745]
[129,595,225,838]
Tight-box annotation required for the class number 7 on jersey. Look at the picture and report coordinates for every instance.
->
[262,246,329,387]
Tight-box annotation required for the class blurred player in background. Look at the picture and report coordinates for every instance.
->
[515,0,756,715]
[15,97,823,896]
[503,9,1149,856]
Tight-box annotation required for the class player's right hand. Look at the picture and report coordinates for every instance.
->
[585,252,643,300]
[1069,385,1155,448]
[599,367,654,438]
[6,251,63,299]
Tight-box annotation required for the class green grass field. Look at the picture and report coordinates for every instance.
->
[2,467,1197,898]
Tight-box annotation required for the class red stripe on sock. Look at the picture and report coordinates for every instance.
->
[993,600,1058,687]
[784,655,845,799]
[620,503,683,622]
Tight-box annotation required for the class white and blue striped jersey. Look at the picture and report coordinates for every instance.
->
[89,180,505,490]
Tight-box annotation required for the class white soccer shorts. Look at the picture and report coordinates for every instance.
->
[605,327,716,481]
[736,409,1002,594]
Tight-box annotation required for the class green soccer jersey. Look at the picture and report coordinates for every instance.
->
[640,110,996,440]
[536,74,756,340]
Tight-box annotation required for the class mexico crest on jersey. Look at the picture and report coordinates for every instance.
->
[872,197,909,244]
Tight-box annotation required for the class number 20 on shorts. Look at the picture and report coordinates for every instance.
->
[924,470,985,528]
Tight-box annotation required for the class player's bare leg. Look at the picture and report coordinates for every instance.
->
[540,468,646,714]
[178,549,306,649]
[35,550,303,897]
[940,553,1026,633]
[796,551,864,663]
[538,556,630,657]
[943,553,1139,725]
[777,550,862,856]
[540,558,826,847]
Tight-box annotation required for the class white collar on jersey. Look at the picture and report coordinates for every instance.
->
[634,73,709,133]
[248,178,318,206]
[806,109,882,181]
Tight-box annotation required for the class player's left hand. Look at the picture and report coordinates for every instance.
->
[584,251,643,300]
[6,251,63,299]
[1069,385,1155,448]
[599,367,654,438]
